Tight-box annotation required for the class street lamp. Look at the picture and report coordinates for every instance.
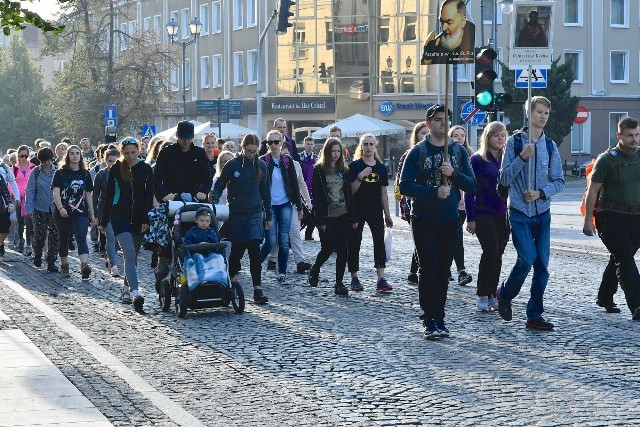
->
[405,56,412,72]
[386,55,393,71]
[166,17,202,119]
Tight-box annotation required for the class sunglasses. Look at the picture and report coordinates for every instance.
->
[19,154,29,159]
[267,140,281,145]
[362,142,375,147]
[122,138,138,146]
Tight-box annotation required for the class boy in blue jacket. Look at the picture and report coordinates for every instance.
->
[399,104,476,339]
[182,207,219,246]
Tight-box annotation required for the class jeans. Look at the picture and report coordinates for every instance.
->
[105,223,120,269]
[115,232,143,292]
[596,211,640,312]
[475,214,509,297]
[411,217,458,320]
[260,202,293,275]
[55,215,90,257]
[313,214,351,285]
[499,209,551,320]
[268,208,306,264]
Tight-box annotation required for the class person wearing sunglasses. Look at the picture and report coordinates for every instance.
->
[100,138,153,312]
[202,133,218,178]
[12,145,36,255]
[211,134,272,305]
[347,134,394,294]
[399,104,476,340]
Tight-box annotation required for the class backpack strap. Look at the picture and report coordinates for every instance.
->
[513,131,554,162]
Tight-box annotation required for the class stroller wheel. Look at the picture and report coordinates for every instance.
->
[231,281,245,314]
[160,280,172,312]
[177,285,189,318]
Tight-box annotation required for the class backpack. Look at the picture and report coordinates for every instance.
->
[497,130,554,199]
[262,153,291,170]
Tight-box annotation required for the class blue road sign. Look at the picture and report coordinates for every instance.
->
[139,124,156,138]
[515,68,548,89]
[104,105,117,127]
[460,101,486,126]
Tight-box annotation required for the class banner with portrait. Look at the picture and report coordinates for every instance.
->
[421,0,475,65]
[509,1,555,69]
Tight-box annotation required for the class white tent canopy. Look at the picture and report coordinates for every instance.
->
[311,114,406,139]
[153,120,203,141]
[194,122,258,141]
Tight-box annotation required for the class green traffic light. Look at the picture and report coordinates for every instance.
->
[476,91,493,107]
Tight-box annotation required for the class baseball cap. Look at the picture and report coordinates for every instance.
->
[176,121,195,139]
[195,206,213,219]
[426,104,452,120]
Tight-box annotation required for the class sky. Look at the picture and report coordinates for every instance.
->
[21,0,61,21]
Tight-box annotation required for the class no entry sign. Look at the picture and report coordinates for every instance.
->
[574,105,589,125]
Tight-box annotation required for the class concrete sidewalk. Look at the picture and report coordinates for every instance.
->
[0,309,112,427]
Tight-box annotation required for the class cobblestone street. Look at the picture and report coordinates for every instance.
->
[1,180,639,426]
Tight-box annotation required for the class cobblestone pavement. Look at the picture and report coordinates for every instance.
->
[1,179,639,426]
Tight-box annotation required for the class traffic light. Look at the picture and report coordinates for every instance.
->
[474,47,497,111]
[277,0,295,35]
[318,63,327,78]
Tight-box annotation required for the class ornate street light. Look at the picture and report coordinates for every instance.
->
[386,55,393,71]
[405,56,412,72]
[166,17,202,119]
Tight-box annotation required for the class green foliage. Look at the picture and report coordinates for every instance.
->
[500,56,580,146]
[0,36,49,152]
[0,0,71,35]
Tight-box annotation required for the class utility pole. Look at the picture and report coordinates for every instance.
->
[256,10,278,139]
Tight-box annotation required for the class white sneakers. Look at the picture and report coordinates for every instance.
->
[477,295,499,312]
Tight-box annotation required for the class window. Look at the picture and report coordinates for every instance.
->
[610,50,628,82]
[610,0,628,27]
[181,9,190,39]
[564,50,583,83]
[247,49,258,84]
[185,59,191,90]
[570,117,591,154]
[143,17,151,32]
[119,23,128,50]
[403,16,417,41]
[154,15,162,37]
[482,0,502,24]
[294,23,306,43]
[213,55,222,87]
[201,56,210,88]
[171,66,179,91]
[455,64,471,82]
[200,4,209,35]
[379,18,390,43]
[233,0,243,30]
[234,51,244,85]
[247,0,257,27]
[609,112,628,146]
[129,21,136,35]
[564,0,583,26]
[212,1,221,33]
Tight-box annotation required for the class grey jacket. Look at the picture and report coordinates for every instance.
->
[499,129,565,217]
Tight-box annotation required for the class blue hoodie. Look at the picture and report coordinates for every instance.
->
[499,129,565,217]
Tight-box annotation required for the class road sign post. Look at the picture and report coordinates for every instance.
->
[104,105,117,128]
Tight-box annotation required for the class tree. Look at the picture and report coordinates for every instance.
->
[500,56,580,146]
[0,0,70,35]
[0,36,49,152]
[40,0,175,142]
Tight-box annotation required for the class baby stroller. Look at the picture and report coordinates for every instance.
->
[159,203,244,318]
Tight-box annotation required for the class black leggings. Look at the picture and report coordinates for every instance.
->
[475,214,509,296]
[17,210,33,246]
[313,214,351,284]
[229,240,262,288]
[348,212,386,272]
[452,209,466,272]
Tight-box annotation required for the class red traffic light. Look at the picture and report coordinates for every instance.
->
[476,69,497,86]
[476,48,497,67]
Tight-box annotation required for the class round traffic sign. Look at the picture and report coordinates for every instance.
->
[574,105,589,124]
[460,101,486,125]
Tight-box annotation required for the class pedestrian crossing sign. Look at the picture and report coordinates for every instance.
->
[515,68,548,88]
[139,124,156,138]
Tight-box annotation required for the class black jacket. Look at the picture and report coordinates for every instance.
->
[311,166,358,226]
[260,153,303,212]
[153,142,212,202]
[101,160,154,231]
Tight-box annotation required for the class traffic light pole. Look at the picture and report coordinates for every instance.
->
[443,64,450,186]
[526,64,533,191]
[256,10,278,139]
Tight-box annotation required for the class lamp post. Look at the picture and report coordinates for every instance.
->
[166,17,202,119]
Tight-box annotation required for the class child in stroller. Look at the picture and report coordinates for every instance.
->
[182,207,220,246]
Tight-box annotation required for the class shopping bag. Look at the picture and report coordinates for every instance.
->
[384,228,393,262]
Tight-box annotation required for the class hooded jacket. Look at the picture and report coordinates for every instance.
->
[101,160,154,231]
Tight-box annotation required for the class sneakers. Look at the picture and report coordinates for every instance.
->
[277,274,287,285]
[60,263,70,278]
[525,317,554,330]
[308,266,319,287]
[133,295,145,312]
[110,265,120,277]
[497,292,512,321]
[296,262,311,274]
[350,277,363,292]
[476,296,489,312]
[334,282,349,296]
[423,319,440,340]
[436,319,450,338]
[457,270,472,286]
[121,291,132,304]
[266,260,276,271]
[253,289,269,304]
[376,278,393,293]
[47,263,59,273]
[407,272,418,284]
[81,263,91,281]
[596,299,621,314]
[488,295,499,311]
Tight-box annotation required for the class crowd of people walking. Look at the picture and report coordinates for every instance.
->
[2,103,639,339]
